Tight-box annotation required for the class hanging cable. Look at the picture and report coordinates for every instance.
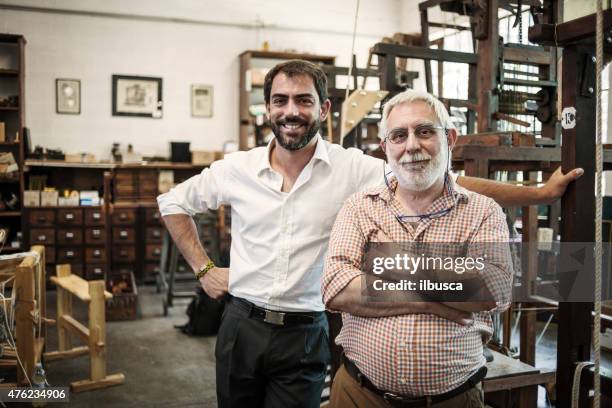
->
[344,0,360,102]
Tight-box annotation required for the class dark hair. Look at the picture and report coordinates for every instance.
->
[263,60,328,105]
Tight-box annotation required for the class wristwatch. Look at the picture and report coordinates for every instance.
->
[195,260,215,280]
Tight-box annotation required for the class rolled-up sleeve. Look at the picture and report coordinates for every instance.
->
[322,196,366,311]
[469,200,514,313]
[157,159,227,216]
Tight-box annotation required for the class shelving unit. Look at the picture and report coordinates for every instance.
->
[0,34,25,253]
[238,50,335,150]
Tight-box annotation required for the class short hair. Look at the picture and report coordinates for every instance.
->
[379,89,456,139]
[263,60,328,105]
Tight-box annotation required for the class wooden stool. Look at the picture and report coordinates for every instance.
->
[44,264,125,392]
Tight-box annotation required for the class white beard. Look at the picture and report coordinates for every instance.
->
[388,142,448,192]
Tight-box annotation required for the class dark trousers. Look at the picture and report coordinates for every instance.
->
[215,297,331,408]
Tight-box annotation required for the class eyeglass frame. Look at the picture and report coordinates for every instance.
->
[384,124,448,145]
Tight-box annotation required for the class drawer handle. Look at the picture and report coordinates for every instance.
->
[66,251,74,258]
[154,248,161,255]
[119,213,128,220]
[120,250,128,257]
[93,229,101,237]
[37,216,46,223]
[65,213,74,220]
[154,267,160,272]
[37,235,46,241]
[93,213,101,220]
[93,250,101,257]
[153,212,160,220]
[66,232,74,239]
[120,231,128,238]
[94,268,102,274]
[153,230,161,238]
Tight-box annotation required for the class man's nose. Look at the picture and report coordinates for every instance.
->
[285,99,300,116]
[404,132,421,152]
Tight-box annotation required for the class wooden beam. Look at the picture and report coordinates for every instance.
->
[371,42,478,64]
[60,315,90,344]
[44,346,89,362]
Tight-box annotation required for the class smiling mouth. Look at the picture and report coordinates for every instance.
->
[281,123,304,131]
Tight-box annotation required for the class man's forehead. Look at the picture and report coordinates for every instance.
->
[387,101,437,126]
[271,73,317,95]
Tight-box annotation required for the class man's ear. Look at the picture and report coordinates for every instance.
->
[447,128,458,151]
[320,99,331,121]
[379,139,386,152]
[265,103,270,120]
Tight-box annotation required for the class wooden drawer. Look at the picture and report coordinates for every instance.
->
[145,208,162,225]
[84,208,104,225]
[56,228,83,245]
[85,227,106,244]
[57,208,83,225]
[85,247,107,263]
[30,228,55,245]
[112,227,135,244]
[45,246,55,264]
[57,247,83,263]
[145,244,163,261]
[138,170,158,198]
[113,245,135,263]
[29,210,55,226]
[112,208,136,225]
[85,264,105,280]
[111,264,135,275]
[144,262,161,276]
[145,227,163,242]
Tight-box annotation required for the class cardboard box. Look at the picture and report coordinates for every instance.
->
[192,151,217,165]
[58,196,79,206]
[41,191,59,207]
[24,191,40,207]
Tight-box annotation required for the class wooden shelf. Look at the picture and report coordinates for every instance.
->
[0,69,18,77]
[0,106,19,111]
[25,159,207,170]
[0,141,19,146]
[0,211,20,217]
[25,160,115,169]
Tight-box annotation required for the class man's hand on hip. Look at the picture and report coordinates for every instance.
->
[200,267,229,300]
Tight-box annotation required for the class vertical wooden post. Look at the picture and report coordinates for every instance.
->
[15,260,35,385]
[88,281,106,382]
[56,264,72,352]
[557,43,595,408]
[476,0,499,132]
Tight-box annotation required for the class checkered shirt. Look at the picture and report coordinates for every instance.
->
[322,176,513,396]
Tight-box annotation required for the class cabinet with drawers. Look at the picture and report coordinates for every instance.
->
[25,206,107,280]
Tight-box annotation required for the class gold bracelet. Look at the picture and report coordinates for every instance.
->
[195,261,215,280]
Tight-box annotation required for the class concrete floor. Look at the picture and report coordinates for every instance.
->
[43,285,218,407]
[26,286,612,408]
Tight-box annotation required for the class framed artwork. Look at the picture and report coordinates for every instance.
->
[56,79,81,114]
[112,75,162,118]
[191,84,213,118]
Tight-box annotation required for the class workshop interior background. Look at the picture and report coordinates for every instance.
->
[0,0,611,407]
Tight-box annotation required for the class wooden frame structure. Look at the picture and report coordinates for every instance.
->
[0,245,46,386]
[44,264,125,392]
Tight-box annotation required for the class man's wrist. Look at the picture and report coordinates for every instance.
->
[195,261,215,280]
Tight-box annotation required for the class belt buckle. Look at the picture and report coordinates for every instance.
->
[264,310,285,325]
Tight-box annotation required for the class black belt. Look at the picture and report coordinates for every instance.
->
[228,295,323,326]
[342,354,487,408]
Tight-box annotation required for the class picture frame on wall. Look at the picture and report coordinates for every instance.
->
[191,84,213,118]
[112,75,163,118]
[56,78,81,114]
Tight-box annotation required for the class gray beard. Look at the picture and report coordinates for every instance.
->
[271,121,321,151]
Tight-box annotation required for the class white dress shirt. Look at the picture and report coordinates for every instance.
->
[156,135,384,311]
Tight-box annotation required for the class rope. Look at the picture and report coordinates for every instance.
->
[593,1,603,407]
[344,0,360,102]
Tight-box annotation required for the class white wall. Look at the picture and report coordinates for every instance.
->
[0,0,403,159]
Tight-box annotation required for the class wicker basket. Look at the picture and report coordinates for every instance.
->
[106,270,138,320]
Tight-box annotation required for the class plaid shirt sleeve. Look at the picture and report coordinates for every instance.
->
[322,195,367,312]
[469,199,514,313]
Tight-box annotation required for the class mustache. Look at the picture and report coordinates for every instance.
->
[276,116,307,126]
[398,152,432,164]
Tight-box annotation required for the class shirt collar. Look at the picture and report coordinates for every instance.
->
[256,134,330,176]
[366,173,469,208]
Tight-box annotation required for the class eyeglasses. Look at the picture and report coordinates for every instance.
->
[385,125,446,145]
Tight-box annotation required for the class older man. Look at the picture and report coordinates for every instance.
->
[322,89,513,408]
